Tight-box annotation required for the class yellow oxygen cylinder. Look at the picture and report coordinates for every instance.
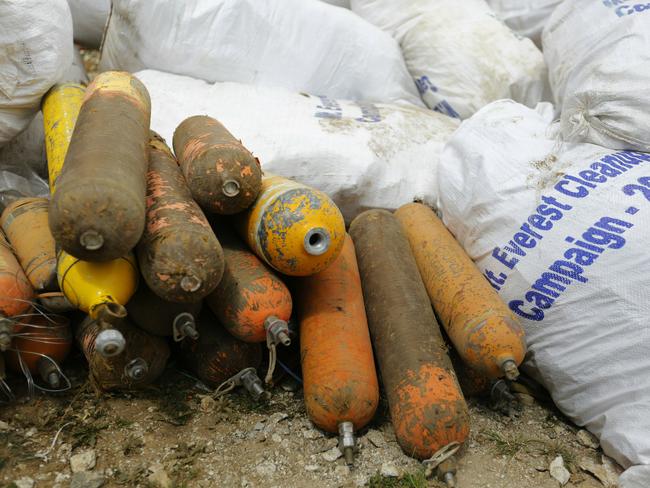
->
[57,251,138,357]
[238,174,345,276]
[42,83,86,193]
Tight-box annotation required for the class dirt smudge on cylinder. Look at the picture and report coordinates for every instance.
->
[49,72,150,262]
[137,133,224,303]
[349,209,469,460]
[206,223,291,343]
[173,116,262,215]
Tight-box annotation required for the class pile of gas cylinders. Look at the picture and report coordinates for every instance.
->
[0,72,528,485]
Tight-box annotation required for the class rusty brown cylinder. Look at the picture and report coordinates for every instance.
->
[76,314,170,391]
[206,224,292,343]
[394,203,526,380]
[0,230,34,319]
[179,310,262,388]
[126,283,202,339]
[349,209,470,460]
[137,133,224,303]
[295,235,379,435]
[1,198,57,291]
[173,115,262,215]
[49,71,151,262]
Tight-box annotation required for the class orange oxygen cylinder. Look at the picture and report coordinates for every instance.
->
[173,115,262,215]
[6,313,72,390]
[1,198,57,291]
[76,315,170,391]
[0,230,34,340]
[180,310,266,399]
[349,209,469,476]
[395,203,526,380]
[206,224,292,344]
[295,235,379,465]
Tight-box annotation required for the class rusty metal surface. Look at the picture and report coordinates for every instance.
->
[49,72,150,262]
[137,133,224,303]
[349,209,469,460]
[173,116,262,215]
[206,224,291,343]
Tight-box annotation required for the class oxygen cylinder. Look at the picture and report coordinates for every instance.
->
[126,284,202,341]
[49,71,151,261]
[173,115,262,215]
[206,224,292,344]
[349,210,469,467]
[0,230,34,323]
[42,83,86,193]
[395,203,526,380]
[238,175,346,277]
[5,314,72,389]
[180,310,264,396]
[1,198,57,291]
[137,133,224,303]
[295,235,379,465]
[57,251,138,357]
[76,315,170,391]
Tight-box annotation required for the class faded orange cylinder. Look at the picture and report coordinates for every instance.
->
[0,230,34,318]
[6,314,72,389]
[349,209,469,460]
[1,198,57,291]
[295,235,379,446]
[173,116,262,215]
[206,224,292,343]
[395,203,526,380]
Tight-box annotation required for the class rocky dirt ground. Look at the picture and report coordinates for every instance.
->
[0,355,621,488]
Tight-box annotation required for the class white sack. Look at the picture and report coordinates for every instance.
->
[101,0,423,107]
[543,0,650,152]
[136,70,457,221]
[486,0,561,47]
[66,0,111,48]
[350,0,546,119]
[319,0,350,7]
[437,99,650,487]
[0,0,73,147]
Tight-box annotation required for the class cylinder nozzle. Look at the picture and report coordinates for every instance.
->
[338,421,356,465]
[264,316,291,347]
[437,458,457,488]
[234,367,269,401]
[79,230,104,251]
[95,329,126,357]
[181,275,202,293]
[125,358,148,381]
[304,227,331,256]
[38,357,61,389]
[501,359,520,381]
[173,313,199,342]
[222,179,241,197]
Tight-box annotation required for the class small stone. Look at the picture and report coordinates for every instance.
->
[199,396,216,413]
[54,473,69,483]
[271,434,282,443]
[254,422,265,431]
[576,430,599,449]
[335,465,350,477]
[268,412,288,424]
[70,471,105,488]
[365,429,386,448]
[322,446,343,462]
[304,464,319,472]
[549,456,571,486]
[24,427,37,437]
[147,464,172,488]
[380,463,400,478]
[255,461,277,476]
[70,449,97,472]
[302,428,322,440]
[0,420,11,431]
[13,477,34,488]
